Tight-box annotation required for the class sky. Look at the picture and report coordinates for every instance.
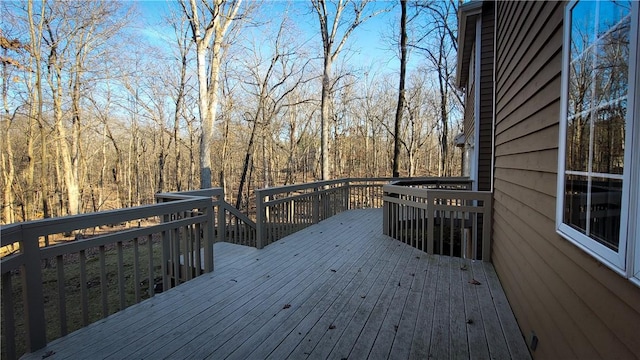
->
[134,0,409,74]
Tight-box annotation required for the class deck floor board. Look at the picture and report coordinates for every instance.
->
[23,209,531,360]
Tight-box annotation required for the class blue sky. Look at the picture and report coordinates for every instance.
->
[134,0,407,73]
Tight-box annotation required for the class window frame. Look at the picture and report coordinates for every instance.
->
[557,0,639,280]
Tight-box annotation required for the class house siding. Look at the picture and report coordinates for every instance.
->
[478,1,494,192]
[493,1,640,359]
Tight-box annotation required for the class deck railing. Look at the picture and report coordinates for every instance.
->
[1,177,478,359]
[254,178,395,248]
[1,189,220,359]
[383,183,492,261]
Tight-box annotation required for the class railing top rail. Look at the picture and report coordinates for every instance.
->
[383,184,484,197]
[388,177,471,186]
[0,197,212,239]
[156,188,223,200]
[255,178,349,197]
[1,223,24,247]
[254,177,469,198]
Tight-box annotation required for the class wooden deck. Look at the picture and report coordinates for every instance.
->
[22,209,530,360]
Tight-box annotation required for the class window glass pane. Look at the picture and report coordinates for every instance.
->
[597,1,631,37]
[564,175,589,233]
[571,1,596,56]
[595,19,630,106]
[568,50,593,117]
[589,177,622,250]
[592,104,626,174]
[565,113,591,172]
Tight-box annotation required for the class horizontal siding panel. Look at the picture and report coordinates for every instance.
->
[496,2,560,107]
[496,49,562,127]
[494,125,557,157]
[495,103,559,147]
[492,192,640,358]
[496,1,534,78]
[492,213,588,359]
[494,149,558,173]
[494,167,556,198]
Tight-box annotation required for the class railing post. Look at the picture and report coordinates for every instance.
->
[203,201,215,272]
[482,193,492,262]
[256,190,265,249]
[312,187,320,224]
[346,180,351,210]
[217,199,225,244]
[426,191,434,255]
[383,189,389,236]
[20,228,47,352]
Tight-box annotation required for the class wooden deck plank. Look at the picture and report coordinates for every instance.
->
[387,249,432,359]
[331,246,417,359]
[203,217,381,359]
[471,260,512,359]
[288,237,413,359]
[265,231,403,359]
[407,254,441,359]
[35,242,260,359]
[21,209,530,360]
[364,248,421,359]
[450,256,471,359]
[481,261,533,360]
[429,253,452,359]
[462,261,491,359]
[120,217,362,359]
[243,214,393,359]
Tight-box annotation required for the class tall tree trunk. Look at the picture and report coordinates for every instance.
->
[320,55,331,180]
[392,0,407,178]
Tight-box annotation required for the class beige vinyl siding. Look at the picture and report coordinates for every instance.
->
[493,1,640,359]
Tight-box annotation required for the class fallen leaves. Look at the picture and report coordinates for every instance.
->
[460,265,468,271]
[468,279,481,285]
[329,324,336,330]
[283,304,291,309]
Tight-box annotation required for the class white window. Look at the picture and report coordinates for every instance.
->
[557,0,639,283]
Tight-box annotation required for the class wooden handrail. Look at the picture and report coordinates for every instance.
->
[0,189,221,359]
[382,184,491,261]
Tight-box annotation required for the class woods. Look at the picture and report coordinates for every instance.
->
[1,0,464,224]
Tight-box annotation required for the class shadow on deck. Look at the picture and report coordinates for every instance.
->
[22,209,530,359]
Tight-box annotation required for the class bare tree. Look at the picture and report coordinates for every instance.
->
[311,0,385,180]
[235,15,312,210]
[392,0,407,177]
[413,0,460,176]
[179,0,245,189]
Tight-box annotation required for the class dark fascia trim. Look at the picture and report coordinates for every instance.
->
[455,0,483,89]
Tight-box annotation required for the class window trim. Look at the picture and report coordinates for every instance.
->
[557,0,639,280]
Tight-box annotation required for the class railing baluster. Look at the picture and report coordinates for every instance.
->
[148,234,154,297]
[172,227,180,286]
[117,241,125,310]
[194,223,202,274]
[56,255,67,336]
[450,210,455,257]
[79,250,89,326]
[99,245,108,317]
[134,237,141,303]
